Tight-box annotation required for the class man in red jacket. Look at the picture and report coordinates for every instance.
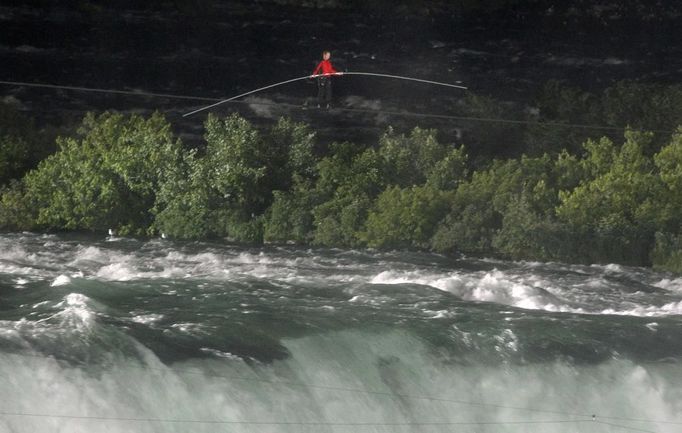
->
[312,50,343,108]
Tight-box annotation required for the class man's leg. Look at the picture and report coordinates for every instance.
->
[317,79,325,107]
[325,81,333,108]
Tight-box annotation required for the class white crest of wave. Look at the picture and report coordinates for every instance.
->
[131,314,164,325]
[601,299,682,317]
[50,274,71,287]
[371,269,566,311]
[655,277,682,293]
[0,243,42,276]
[50,293,96,330]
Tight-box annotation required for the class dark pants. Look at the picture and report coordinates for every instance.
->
[317,77,332,105]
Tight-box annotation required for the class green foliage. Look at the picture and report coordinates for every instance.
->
[557,131,660,227]
[363,185,452,249]
[19,112,180,235]
[309,126,465,247]
[553,149,584,192]
[264,178,318,244]
[432,154,557,254]
[5,92,682,271]
[651,232,682,273]
[155,114,317,242]
[556,131,663,264]
[0,180,36,231]
[426,146,468,190]
[313,192,372,247]
[203,113,270,216]
[152,149,211,239]
[653,128,682,231]
[492,193,562,261]
[378,127,449,186]
[269,117,317,180]
[311,144,385,247]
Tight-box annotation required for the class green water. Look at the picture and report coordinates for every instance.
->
[0,233,681,432]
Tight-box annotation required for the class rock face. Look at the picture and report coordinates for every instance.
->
[1,0,681,145]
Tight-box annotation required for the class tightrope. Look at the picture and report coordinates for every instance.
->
[0,80,219,102]
[0,79,675,133]
[181,71,468,117]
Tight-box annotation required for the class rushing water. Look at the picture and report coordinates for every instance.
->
[0,232,681,433]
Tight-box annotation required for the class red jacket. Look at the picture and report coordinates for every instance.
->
[312,59,338,76]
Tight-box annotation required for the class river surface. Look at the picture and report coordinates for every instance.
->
[1,232,681,432]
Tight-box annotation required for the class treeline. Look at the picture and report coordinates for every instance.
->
[2,80,682,273]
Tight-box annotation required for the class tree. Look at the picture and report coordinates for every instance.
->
[21,112,181,235]
[556,131,663,264]
[431,154,557,254]
[263,178,318,244]
[155,114,319,242]
[312,147,384,247]
[653,128,682,231]
[363,184,453,249]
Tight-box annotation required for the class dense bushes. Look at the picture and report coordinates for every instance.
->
[154,114,317,242]
[15,112,182,236]
[2,81,682,272]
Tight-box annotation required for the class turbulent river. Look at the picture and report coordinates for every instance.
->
[0,232,681,432]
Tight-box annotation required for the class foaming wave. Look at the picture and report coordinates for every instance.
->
[95,261,187,281]
[131,314,164,325]
[601,300,682,317]
[50,274,71,287]
[0,243,45,276]
[49,293,97,331]
[371,269,569,312]
[368,267,682,317]
[655,277,682,293]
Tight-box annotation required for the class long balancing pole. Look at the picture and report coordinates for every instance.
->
[182,72,467,117]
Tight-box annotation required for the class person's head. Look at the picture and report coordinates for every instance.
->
[322,50,331,60]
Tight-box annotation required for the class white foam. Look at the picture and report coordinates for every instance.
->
[0,245,35,275]
[131,314,164,325]
[170,322,207,335]
[50,275,71,287]
[494,329,519,353]
[32,301,51,309]
[70,245,122,267]
[2,233,682,318]
[600,300,682,317]
[199,348,243,361]
[50,293,96,330]
[96,262,137,281]
[655,278,682,293]
[371,269,567,312]
[424,309,456,319]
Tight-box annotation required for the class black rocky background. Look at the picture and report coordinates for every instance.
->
[2,0,681,150]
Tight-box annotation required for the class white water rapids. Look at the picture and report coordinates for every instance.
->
[0,233,681,432]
